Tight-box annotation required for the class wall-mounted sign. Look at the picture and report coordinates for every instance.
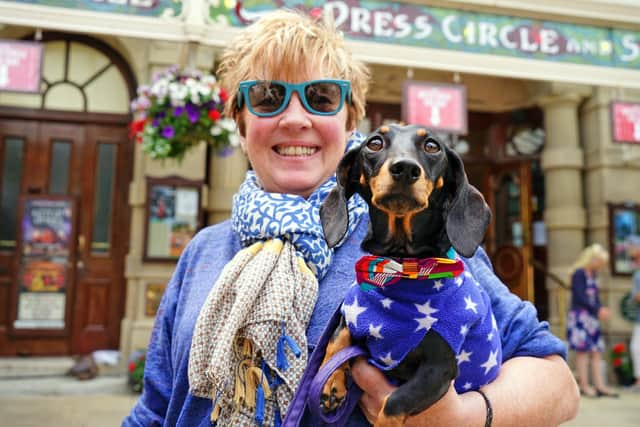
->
[611,101,640,144]
[144,176,202,262]
[145,282,167,317]
[0,40,42,93]
[210,0,640,70]
[402,81,467,134]
[12,196,76,332]
[10,0,181,17]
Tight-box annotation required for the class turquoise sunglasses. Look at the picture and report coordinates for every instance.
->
[237,79,352,117]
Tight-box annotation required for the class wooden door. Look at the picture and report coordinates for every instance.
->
[485,161,534,302]
[0,117,131,355]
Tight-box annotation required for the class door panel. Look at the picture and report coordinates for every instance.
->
[72,125,131,353]
[486,161,534,302]
[0,117,131,355]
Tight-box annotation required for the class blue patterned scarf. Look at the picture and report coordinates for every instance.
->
[231,136,368,279]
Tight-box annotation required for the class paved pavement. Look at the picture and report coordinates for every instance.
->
[0,374,639,426]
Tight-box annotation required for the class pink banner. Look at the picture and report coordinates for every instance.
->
[611,101,640,144]
[402,81,467,134]
[0,40,43,93]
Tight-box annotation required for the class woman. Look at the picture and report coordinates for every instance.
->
[123,10,578,426]
[567,243,618,398]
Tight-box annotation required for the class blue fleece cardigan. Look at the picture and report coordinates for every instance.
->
[123,218,566,427]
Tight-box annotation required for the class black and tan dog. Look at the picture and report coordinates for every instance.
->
[318,124,493,426]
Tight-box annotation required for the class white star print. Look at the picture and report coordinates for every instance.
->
[463,382,473,390]
[480,350,499,375]
[433,279,444,291]
[456,349,472,364]
[381,298,393,309]
[380,352,398,367]
[343,297,366,328]
[455,276,464,287]
[415,300,439,316]
[491,314,498,330]
[369,323,384,340]
[487,331,494,342]
[464,295,478,314]
[460,323,469,336]
[415,314,438,331]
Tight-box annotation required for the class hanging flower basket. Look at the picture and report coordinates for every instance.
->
[130,66,240,160]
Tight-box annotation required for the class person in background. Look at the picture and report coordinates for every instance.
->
[123,9,579,426]
[628,241,640,391]
[567,243,618,397]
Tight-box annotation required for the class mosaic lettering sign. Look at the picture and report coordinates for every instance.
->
[210,0,640,70]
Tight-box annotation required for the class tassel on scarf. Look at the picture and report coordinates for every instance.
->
[277,322,302,372]
[210,389,222,423]
[231,338,272,421]
[255,364,266,426]
[274,407,282,427]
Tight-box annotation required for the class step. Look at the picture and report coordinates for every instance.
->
[0,357,75,378]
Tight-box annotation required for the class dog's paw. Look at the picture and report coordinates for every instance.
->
[320,363,349,413]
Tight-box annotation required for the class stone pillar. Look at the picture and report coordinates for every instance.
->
[538,87,588,336]
[207,148,248,224]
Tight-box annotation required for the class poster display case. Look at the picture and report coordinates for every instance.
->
[609,202,640,276]
[10,195,77,334]
[143,176,203,262]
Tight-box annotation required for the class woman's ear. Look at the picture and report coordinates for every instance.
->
[238,134,247,154]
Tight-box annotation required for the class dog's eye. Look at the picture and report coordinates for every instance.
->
[366,137,384,152]
[423,139,440,154]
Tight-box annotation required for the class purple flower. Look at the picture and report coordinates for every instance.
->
[156,111,165,119]
[173,106,185,117]
[161,126,175,139]
[217,146,234,157]
[151,118,160,128]
[186,104,200,123]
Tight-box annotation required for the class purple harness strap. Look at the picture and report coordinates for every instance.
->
[283,306,367,426]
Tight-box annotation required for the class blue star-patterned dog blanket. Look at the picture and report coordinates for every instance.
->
[342,255,502,393]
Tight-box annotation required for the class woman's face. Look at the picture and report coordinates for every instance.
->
[238,72,351,198]
[590,256,607,272]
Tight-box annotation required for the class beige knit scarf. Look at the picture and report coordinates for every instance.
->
[188,239,318,425]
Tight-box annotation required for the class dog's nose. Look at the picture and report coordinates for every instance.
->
[389,159,421,184]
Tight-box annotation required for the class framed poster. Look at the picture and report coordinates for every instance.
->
[10,195,77,334]
[608,202,640,276]
[144,176,202,261]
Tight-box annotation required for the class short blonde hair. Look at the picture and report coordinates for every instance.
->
[217,9,370,132]
[569,243,609,275]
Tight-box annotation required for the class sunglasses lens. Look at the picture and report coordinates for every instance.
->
[247,82,287,114]
[305,82,343,113]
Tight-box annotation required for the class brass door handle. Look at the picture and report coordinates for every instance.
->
[78,234,85,253]
[77,234,85,270]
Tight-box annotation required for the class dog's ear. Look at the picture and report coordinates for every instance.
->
[444,147,491,258]
[320,147,362,248]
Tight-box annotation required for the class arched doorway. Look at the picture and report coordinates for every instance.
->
[0,33,135,355]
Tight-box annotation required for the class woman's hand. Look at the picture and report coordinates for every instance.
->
[351,357,485,427]
[598,306,611,321]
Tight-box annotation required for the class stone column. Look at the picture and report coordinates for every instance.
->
[207,148,248,224]
[538,86,589,336]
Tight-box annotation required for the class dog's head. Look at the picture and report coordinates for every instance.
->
[320,124,490,258]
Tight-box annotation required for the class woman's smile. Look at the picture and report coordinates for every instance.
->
[274,144,319,157]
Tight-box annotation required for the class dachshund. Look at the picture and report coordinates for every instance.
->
[318,124,499,426]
